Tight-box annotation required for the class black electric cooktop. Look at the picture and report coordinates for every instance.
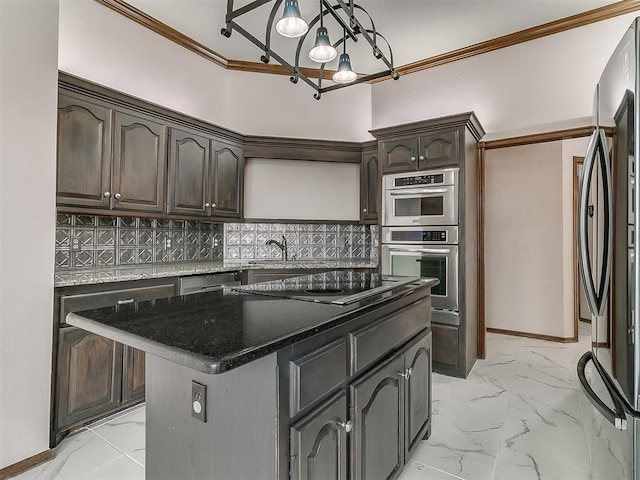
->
[232,271,420,305]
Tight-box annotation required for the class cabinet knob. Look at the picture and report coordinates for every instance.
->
[410,156,416,162]
[205,203,210,208]
[362,208,367,213]
[103,191,111,198]
[338,420,353,433]
[211,203,217,208]
[114,193,121,199]
[397,367,413,379]
[419,155,425,161]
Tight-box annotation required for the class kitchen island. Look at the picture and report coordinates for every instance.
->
[67,271,437,480]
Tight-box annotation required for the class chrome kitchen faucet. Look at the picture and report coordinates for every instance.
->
[266,235,288,261]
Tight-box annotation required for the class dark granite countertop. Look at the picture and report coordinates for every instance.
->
[67,271,437,375]
[54,259,378,287]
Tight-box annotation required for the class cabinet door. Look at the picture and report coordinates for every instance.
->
[210,140,243,218]
[55,327,123,430]
[381,138,418,173]
[418,129,459,169]
[167,128,210,216]
[57,95,112,208]
[351,354,404,480]
[360,152,379,223]
[404,331,432,458]
[290,391,348,480]
[122,346,145,404]
[112,111,166,212]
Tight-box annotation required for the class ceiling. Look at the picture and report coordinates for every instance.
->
[124,0,621,75]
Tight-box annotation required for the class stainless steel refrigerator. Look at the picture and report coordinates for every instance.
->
[577,17,640,480]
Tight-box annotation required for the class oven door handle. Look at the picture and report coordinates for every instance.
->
[389,188,448,196]
[387,247,453,254]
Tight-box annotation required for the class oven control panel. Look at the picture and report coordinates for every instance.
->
[391,230,447,242]
[394,173,444,187]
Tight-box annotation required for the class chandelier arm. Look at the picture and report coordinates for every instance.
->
[262,0,284,63]
[365,29,395,72]
[352,4,376,46]
[319,69,392,94]
[320,1,357,42]
[226,0,273,21]
[333,0,393,71]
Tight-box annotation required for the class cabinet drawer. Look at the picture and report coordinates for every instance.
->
[60,284,175,324]
[432,324,459,366]
[290,338,347,417]
[350,296,430,375]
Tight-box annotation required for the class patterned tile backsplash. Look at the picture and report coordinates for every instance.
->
[56,215,377,270]
[224,223,378,262]
[56,214,223,269]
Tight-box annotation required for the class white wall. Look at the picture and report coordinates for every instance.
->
[372,13,639,139]
[484,142,565,337]
[0,0,58,469]
[244,159,360,220]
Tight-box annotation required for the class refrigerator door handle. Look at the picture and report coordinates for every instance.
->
[578,128,613,316]
[577,351,628,430]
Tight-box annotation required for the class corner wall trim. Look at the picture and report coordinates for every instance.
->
[0,450,52,480]
[487,327,577,343]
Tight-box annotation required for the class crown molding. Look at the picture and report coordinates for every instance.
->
[95,0,640,81]
[481,125,616,149]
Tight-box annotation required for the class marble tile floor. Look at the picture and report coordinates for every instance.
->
[14,323,594,480]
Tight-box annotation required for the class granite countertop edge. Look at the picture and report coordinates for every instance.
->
[54,259,379,287]
[66,279,437,375]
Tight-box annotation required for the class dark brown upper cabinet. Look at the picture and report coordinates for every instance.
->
[379,138,419,173]
[112,112,166,213]
[360,148,379,224]
[57,95,112,208]
[210,140,243,218]
[57,94,166,214]
[167,128,211,217]
[380,130,459,173]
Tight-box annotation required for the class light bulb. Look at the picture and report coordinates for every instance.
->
[275,0,308,38]
[309,27,337,63]
[332,53,357,83]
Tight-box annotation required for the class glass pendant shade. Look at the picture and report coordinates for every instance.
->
[275,0,308,38]
[332,53,357,83]
[309,27,337,63]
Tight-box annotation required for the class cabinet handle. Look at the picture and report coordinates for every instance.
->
[114,193,121,199]
[338,420,352,433]
[397,367,413,379]
[362,208,367,213]
[117,298,135,305]
[410,156,416,162]
[419,155,425,161]
[103,191,111,198]
[211,203,217,208]
[205,203,211,208]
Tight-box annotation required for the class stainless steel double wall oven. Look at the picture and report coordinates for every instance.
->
[381,169,460,327]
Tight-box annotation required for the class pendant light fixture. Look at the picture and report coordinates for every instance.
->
[222,0,398,99]
[332,30,357,83]
[308,0,337,63]
[275,0,308,38]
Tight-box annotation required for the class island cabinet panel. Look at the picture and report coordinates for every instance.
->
[289,339,347,418]
[210,140,243,218]
[122,346,145,404]
[56,95,112,208]
[404,332,432,458]
[167,128,210,216]
[350,353,404,480]
[112,111,166,213]
[290,391,348,480]
[55,327,123,430]
[360,151,379,223]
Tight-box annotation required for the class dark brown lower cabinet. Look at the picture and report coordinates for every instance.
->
[405,333,432,458]
[55,327,123,430]
[122,346,146,404]
[290,392,349,480]
[55,329,146,434]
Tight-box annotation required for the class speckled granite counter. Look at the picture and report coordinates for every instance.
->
[54,259,378,287]
[67,272,436,374]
